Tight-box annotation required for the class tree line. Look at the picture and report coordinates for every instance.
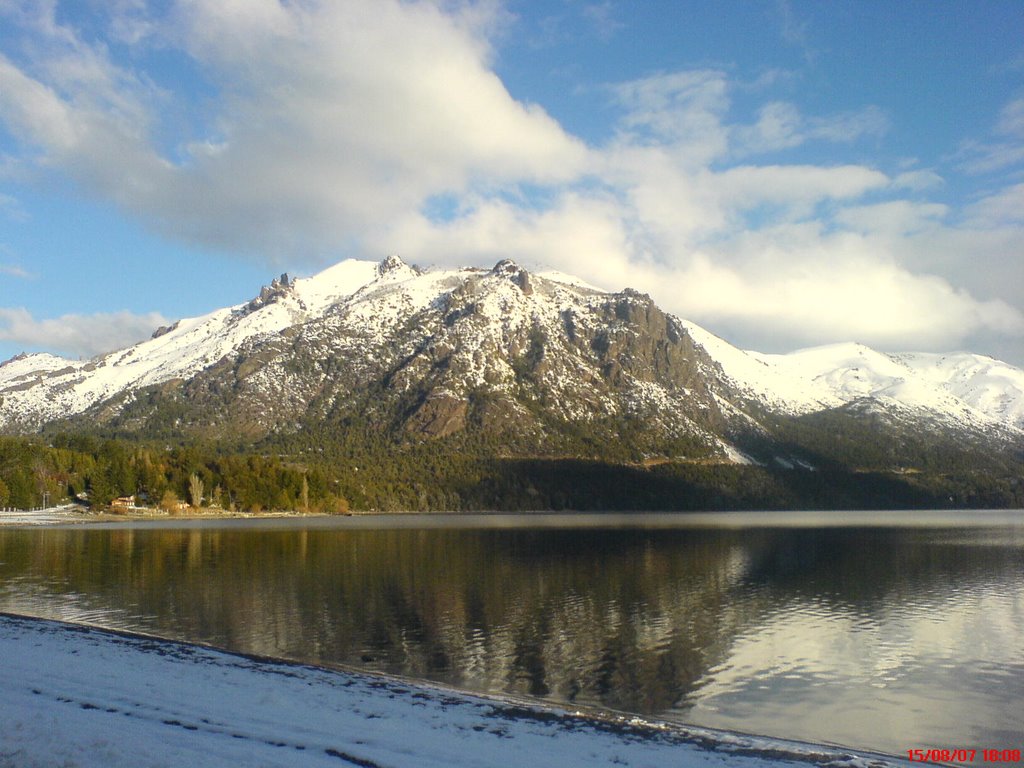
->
[0,435,348,513]
[2,430,1021,514]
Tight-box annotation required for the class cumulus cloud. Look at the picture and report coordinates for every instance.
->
[378,40,1020,357]
[0,308,169,358]
[0,0,1021,361]
[373,59,1023,356]
[0,0,588,257]
[380,192,639,288]
[664,234,1024,352]
[378,187,1024,357]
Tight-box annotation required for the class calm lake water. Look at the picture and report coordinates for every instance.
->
[1,511,1022,759]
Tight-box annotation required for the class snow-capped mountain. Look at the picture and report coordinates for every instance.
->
[685,324,1024,434]
[1,256,1021,472]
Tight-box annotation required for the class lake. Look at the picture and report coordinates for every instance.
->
[1,511,1022,759]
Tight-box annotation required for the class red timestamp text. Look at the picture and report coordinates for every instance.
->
[907,748,1021,763]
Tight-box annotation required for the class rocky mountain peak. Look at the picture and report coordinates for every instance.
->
[489,259,532,294]
[376,254,418,278]
[245,272,295,312]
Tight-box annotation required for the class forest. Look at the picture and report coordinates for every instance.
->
[2,431,1021,514]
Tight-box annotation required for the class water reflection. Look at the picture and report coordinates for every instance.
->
[1,519,1022,757]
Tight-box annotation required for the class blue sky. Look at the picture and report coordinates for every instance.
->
[1,0,1022,364]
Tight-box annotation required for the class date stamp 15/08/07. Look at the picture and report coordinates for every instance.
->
[907,749,1021,763]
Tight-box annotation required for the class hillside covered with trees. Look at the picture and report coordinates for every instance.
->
[2,432,1021,515]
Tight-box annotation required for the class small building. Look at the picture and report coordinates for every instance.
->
[110,496,136,509]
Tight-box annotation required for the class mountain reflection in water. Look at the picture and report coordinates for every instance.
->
[1,516,1022,757]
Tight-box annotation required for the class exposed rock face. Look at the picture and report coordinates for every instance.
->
[245,273,294,313]
[1,256,728,457]
[151,322,179,340]
[1,255,1021,473]
[405,391,468,438]
[491,259,533,294]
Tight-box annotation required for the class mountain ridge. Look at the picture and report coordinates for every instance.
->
[1,256,1021,482]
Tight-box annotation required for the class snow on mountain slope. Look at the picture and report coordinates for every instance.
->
[698,336,1024,433]
[895,352,1024,429]
[0,259,387,428]
[534,269,605,293]
[290,257,380,310]
[755,344,1002,429]
[296,258,713,433]
[679,322,842,415]
[2,256,1023,441]
[0,352,76,382]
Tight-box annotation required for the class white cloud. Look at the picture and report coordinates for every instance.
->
[711,164,890,216]
[667,234,1024,351]
[380,187,1024,355]
[733,102,888,156]
[0,307,169,358]
[0,55,80,152]
[776,0,816,63]
[732,101,804,154]
[381,56,1023,358]
[0,0,588,258]
[0,2,1020,362]
[958,139,1024,175]
[834,201,949,236]
[962,183,1024,227]
[581,1,624,41]
[956,96,1024,174]
[0,192,28,221]
[380,192,639,289]
[610,70,730,166]
[0,264,32,279]
[892,169,945,192]
[995,97,1024,137]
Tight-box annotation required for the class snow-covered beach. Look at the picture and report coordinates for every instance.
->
[0,505,88,526]
[0,613,911,768]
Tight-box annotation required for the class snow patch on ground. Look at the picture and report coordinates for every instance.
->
[534,270,605,293]
[0,505,84,526]
[0,614,911,768]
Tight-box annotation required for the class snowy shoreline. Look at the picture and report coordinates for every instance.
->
[0,613,911,768]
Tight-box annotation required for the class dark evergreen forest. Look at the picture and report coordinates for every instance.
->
[2,432,1020,514]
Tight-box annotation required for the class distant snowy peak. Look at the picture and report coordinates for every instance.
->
[678,322,842,415]
[895,352,1024,429]
[706,338,1024,433]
